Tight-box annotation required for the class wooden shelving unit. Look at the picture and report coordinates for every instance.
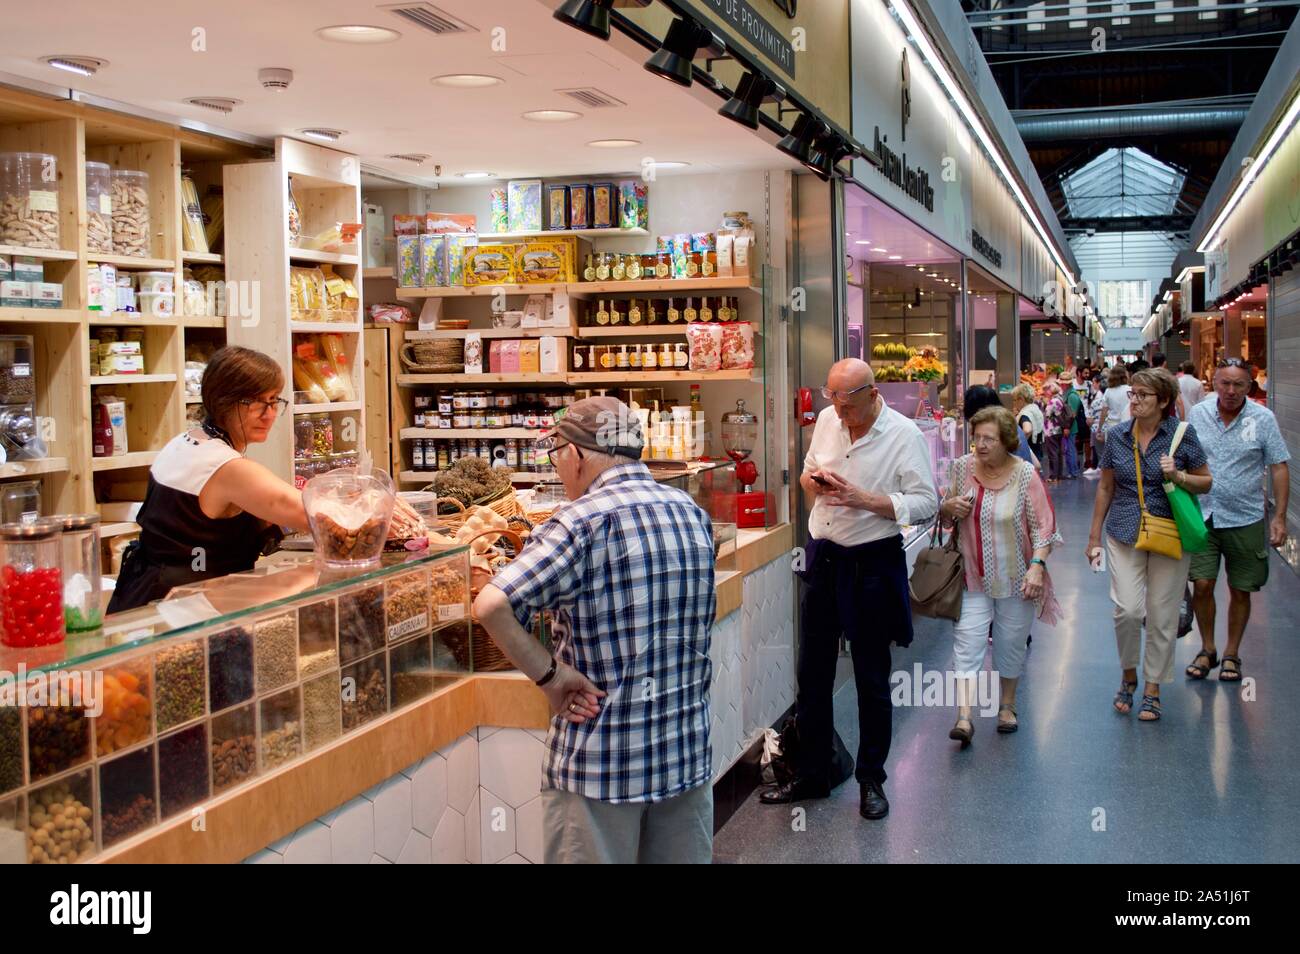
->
[182,251,223,264]
[288,247,360,266]
[400,427,539,440]
[568,370,754,384]
[397,372,568,386]
[0,244,79,261]
[395,283,565,299]
[0,458,68,479]
[566,277,754,297]
[91,451,160,472]
[477,227,647,241]
[406,327,572,340]
[89,254,175,271]
[0,307,83,324]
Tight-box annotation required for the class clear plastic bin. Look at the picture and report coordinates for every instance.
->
[85,160,113,254]
[0,152,60,249]
[110,169,150,258]
[0,335,35,404]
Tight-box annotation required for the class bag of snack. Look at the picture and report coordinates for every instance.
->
[685,323,723,373]
[721,323,755,370]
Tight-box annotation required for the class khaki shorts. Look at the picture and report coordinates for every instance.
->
[542,783,713,864]
[1189,519,1270,592]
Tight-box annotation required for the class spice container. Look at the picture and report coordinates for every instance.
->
[99,745,157,847]
[0,520,66,649]
[93,656,152,756]
[341,652,389,732]
[339,584,385,664]
[110,169,151,258]
[210,703,257,794]
[54,513,103,632]
[254,612,298,694]
[26,703,89,782]
[302,671,341,752]
[26,771,95,864]
[0,334,35,404]
[154,639,206,732]
[208,626,255,713]
[386,570,431,642]
[260,687,302,771]
[0,152,61,249]
[157,722,209,819]
[390,634,436,708]
[0,706,22,795]
[297,599,337,678]
[85,161,113,254]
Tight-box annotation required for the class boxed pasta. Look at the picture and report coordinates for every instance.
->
[507,179,543,233]
[464,245,518,285]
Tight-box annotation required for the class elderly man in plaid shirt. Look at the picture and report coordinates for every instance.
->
[474,396,717,864]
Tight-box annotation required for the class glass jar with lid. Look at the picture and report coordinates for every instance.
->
[0,518,66,648]
[110,169,151,258]
[330,450,358,471]
[309,412,334,457]
[52,513,103,632]
[641,254,658,279]
[0,152,61,249]
[611,254,627,281]
[294,416,314,457]
[595,253,612,282]
[85,160,113,254]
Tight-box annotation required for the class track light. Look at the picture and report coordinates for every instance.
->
[776,113,828,165]
[719,70,786,129]
[914,288,923,308]
[645,16,723,87]
[806,131,854,181]
[553,0,614,40]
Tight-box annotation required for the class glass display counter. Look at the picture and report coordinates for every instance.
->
[0,546,471,863]
[652,459,739,571]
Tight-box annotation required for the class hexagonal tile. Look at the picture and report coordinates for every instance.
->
[479,730,544,808]
[515,796,544,864]
[432,807,466,864]
[370,854,391,863]
[465,790,481,864]
[498,853,530,863]
[478,726,501,740]
[443,734,479,814]
[283,821,331,864]
[397,830,433,864]
[411,755,448,836]
[479,788,516,865]
[244,849,283,864]
[329,796,375,865]
[373,775,414,862]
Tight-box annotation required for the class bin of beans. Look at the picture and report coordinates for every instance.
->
[302,671,341,752]
[341,652,388,732]
[297,599,338,678]
[157,722,209,819]
[0,706,23,795]
[154,639,206,732]
[98,745,157,847]
[210,703,257,794]
[26,771,96,864]
[208,626,255,713]
[27,703,89,782]
[338,584,385,665]
[254,612,298,694]
[0,519,66,649]
[93,656,152,757]
[259,687,302,771]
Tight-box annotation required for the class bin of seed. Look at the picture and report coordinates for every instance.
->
[154,639,206,732]
[390,634,436,708]
[254,612,298,694]
[0,706,22,795]
[210,704,257,794]
[341,653,388,732]
[430,554,469,631]
[26,771,96,864]
[208,626,255,712]
[157,722,209,819]
[298,598,338,678]
[259,687,302,771]
[26,704,90,782]
[302,671,341,752]
[98,745,156,848]
[94,657,152,757]
[385,570,431,643]
[338,584,385,664]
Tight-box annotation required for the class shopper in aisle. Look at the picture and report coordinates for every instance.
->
[761,358,937,819]
[1042,381,1067,482]
[474,397,716,864]
[1177,361,1206,418]
[1185,359,1291,684]
[1011,383,1045,465]
[1085,377,1107,476]
[966,385,1036,468]
[106,347,309,613]
[1100,365,1132,434]
[940,407,1060,742]
[1087,369,1212,722]
[1060,373,1084,477]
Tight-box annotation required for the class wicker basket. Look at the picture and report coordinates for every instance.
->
[400,339,463,373]
[464,527,525,672]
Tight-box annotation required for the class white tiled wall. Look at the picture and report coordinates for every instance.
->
[246,552,795,864]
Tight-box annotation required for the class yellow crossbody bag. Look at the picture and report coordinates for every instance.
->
[1133,436,1182,560]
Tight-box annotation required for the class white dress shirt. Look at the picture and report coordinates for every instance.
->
[803,402,939,546]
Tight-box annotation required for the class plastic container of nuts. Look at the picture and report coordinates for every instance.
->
[110,169,151,258]
[85,161,113,254]
[0,152,61,250]
[302,469,396,568]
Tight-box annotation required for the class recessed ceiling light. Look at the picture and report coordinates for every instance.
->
[523,109,583,122]
[458,171,495,179]
[873,247,887,253]
[433,74,503,88]
[889,255,901,260]
[855,240,872,246]
[316,25,401,43]
[41,55,107,77]
[652,161,691,169]
[299,128,346,141]
[587,138,641,148]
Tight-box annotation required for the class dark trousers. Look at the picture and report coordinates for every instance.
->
[793,537,907,788]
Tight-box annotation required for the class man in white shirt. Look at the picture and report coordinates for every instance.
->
[760,358,937,820]
[1177,361,1206,418]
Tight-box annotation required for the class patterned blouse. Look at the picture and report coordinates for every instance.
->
[948,454,1063,623]
[1044,396,1067,438]
[1098,416,1208,546]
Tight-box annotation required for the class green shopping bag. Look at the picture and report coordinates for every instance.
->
[1163,422,1209,553]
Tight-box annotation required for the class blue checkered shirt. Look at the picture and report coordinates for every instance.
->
[489,461,716,803]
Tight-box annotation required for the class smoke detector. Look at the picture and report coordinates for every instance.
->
[258,67,294,91]
[184,97,243,114]
[41,55,107,77]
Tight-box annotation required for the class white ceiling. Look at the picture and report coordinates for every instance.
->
[0,0,797,182]
[844,184,960,266]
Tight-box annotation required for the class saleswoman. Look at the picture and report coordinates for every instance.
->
[107,346,310,613]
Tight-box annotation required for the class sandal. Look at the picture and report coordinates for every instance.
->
[948,714,974,747]
[1138,694,1162,722]
[996,703,1019,734]
[1220,656,1243,682]
[1113,681,1137,714]
[1186,650,1218,680]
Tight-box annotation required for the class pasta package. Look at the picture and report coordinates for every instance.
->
[685,324,723,373]
[419,234,448,286]
[518,242,565,283]
[396,235,421,287]
[720,323,755,370]
[290,267,326,320]
[464,245,518,285]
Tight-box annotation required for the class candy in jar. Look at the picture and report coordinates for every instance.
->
[0,519,66,648]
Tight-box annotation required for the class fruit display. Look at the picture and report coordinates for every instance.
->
[871,342,917,361]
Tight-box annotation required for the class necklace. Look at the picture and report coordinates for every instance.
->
[978,457,1013,483]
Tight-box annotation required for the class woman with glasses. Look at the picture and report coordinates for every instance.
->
[107,346,311,612]
[1086,368,1212,722]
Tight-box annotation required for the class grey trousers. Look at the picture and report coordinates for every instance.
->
[542,783,713,864]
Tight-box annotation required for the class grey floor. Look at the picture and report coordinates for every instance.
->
[713,477,1300,863]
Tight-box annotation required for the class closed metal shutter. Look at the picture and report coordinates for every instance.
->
[1272,268,1300,572]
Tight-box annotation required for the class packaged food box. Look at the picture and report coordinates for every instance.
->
[539,336,560,374]
[488,340,503,373]
[419,234,448,286]
[396,235,421,287]
[32,282,62,308]
[501,340,520,374]
[619,181,647,231]
[0,255,11,282]
[489,189,508,233]
[463,332,483,374]
[591,183,617,229]
[393,214,422,237]
[507,179,543,233]
[518,242,566,283]
[138,291,174,318]
[423,212,476,235]
[0,281,31,307]
[13,257,43,284]
[518,340,540,373]
[463,245,517,286]
[136,271,174,295]
[100,353,145,375]
[447,235,478,286]
[545,184,569,230]
[569,185,592,230]
[100,341,142,357]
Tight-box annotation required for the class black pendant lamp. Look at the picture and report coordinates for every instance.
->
[645,16,722,86]
[553,0,615,41]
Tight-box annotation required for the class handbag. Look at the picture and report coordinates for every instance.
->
[1133,434,1183,560]
[1162,421,1210,554]
[909,517,965,621]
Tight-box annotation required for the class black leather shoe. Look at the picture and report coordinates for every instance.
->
[859,780,889,820]
[759,777,831,804]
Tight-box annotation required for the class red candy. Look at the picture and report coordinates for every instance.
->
[0,565,66,648]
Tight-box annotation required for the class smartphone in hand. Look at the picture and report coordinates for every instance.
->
[810,473,833,488]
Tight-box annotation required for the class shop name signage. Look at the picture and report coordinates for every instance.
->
[871,127,935,213]
[699,0,796,77]
[971,229,1002,268]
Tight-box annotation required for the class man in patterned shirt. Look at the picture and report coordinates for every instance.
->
[474,397,717,864]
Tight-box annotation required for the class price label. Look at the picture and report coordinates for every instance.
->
[388,612,429,641]
[28,190,58,213]
[436,603,466,622]
[99,195,113,215]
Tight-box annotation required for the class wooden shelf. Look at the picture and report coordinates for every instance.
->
[182,315,226,328]
[100,521,141,539]
[289,248,359,266]
[575,324,721,338]
[400,470,555,484]
[395,284,566,299]
[89,254,176,270]
[477,227,648,241]
[90,374,178,386]
[291,320,363,334]
[0,307,82,324]
[182,251,223,264]
[0,244,77,261]
[568,370,754,383]
[567,278,756,297]
[508,472,555,484]
[400,428,540,440]
[406,327,573,340]
[0,458,68,480]
[88,312,178,326]
[294,401,363,414]
[362,266,394,279]
[91,451,159,472]
[398,373,568,386]
[185,395,203,404]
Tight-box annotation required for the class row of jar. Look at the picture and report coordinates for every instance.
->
[410,439,555,474]
[579,251,723,282]
[573,343,690,373]
[0,515,104,649]
[293,450,360,487]
[0,153,149,255]
[583,297,740,326]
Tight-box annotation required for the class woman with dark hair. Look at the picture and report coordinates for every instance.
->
[964,385,1036,468]
[107,346,311,612]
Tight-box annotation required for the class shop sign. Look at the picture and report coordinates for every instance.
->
[971,228,1002,268]
[699,0,797,77]
[1104,327,1146,353]
[871,126,935,213]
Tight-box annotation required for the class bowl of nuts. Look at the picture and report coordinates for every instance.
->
[302,468,397,568]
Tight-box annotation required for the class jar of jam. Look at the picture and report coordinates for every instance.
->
[437,393,454,416]
[629,344,642,369]
[641,254,657,279]
[469,391,489,410]
[642,344,658,370]
[583,254,597,282]
[611,255,627,281]
[0,519,66,649]
[666,298,681,323]
[702,249,717,277]
[659,343,674,370]
[627,300,643,325]
[453,391,471,411]
[493,393,515,410]
[470,409,487,427]
[453,411,472,428]
[626,254,642,280]
[572,345,589,372]
[683,298,698,323]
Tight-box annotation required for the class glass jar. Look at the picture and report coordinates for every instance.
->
[625,254,642,280]
[468,391,489,410]
[309,412,334,457]
[294,416,314,458]
[85,160,113,254]
[595,253,612,281]
[0,518,66,648]
[659,343,675,370]
[702,249,717,278]
[0,335,35,404]
[453,410,472,429]
[294,457,312,489]
[687,251,703,278]
[331,450,358,470]
[654,252,671,279]
[469,408,487,427]
[642,344,658,370]
[666,298,681,323]
[53,514,102,632]
[0,152,61,249]
[452,391,471,411]
[437,392,453,415]
[412,439,427,470]
[611,254,627,281]
[628,344,642,369]
[493,393,515,410]
[641,254,657,279]
[110,169,151,258]
[699,298,714,323]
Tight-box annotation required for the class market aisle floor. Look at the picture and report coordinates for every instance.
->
[713,477,1300,863]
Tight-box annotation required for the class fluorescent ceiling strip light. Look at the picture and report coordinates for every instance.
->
[886,0,1076,287]
[1197,87,1300,253]
[1175,266,1203,283]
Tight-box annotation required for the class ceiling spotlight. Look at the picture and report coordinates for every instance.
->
[299,128,345,141]
[315,25,400,44]
[386,153,431,165]
[855,240,872,246]
[651,161,691,169]
[432,74,502,88]
[889,255,901,260]
[645,16,724,87]
[777,113,828,165]
[41,55,106,77]
[522,109,582,122]
[553,0,615,41]
[805,130,855,181]
[458,171,495,179]
[872,247,887,253]
[718,71,786,129]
